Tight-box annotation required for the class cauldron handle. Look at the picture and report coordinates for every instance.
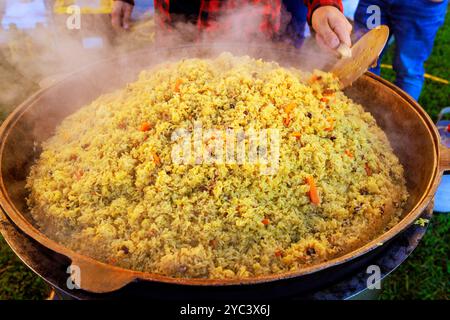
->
[69,256,137,293]
[440,144,450,172]
[437,108,450,172]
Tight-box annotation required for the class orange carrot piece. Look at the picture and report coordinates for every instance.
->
[320,97,328,103]
[324,117,334,131]
[322,88,335,96]
[74,169,84,181]
[283,114,291,127]
[309,75,322,83]
[345,149,353,158]
[283,102,296,114]
[275,250,283,257]
[140,122,152,132]
[306,176,320,205]
[209,239,218,249]
[174,78,184,92]
[365,163,372,176]
[291,131,302,140]
[152,152,161,166]
[262,218,270,225]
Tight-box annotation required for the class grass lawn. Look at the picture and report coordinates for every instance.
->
[379,213,449,300]
[0,236,50,300]
[0,9,449,300]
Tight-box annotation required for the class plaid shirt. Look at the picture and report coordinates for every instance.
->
[151,0,343,35]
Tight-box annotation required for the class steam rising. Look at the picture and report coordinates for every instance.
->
[0,3,423,240]
[0,3,350,173]
[0,3,338,104]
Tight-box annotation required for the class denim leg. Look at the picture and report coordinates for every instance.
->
[354,0,391,75]
[283,0,308,46]
[389,0,447,100]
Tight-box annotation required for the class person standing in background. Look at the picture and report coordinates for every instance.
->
[111,0,353,52]
[354,0,448,100]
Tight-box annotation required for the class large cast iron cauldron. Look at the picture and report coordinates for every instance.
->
[0,44,449,298]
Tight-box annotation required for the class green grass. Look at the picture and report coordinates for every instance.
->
[0,9,449,300]
[0,235,50,300]
[379,214,449,300]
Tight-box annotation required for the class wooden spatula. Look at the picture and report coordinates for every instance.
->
[331,25,390,89]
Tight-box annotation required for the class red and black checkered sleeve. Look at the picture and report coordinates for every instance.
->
[304,0,343,25]
[198,0,281,34]
[198,0,222,30]
[154,0,172,27]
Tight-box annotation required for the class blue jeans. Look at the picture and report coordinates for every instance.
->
[354,0,448,100]
[283,0,308,46]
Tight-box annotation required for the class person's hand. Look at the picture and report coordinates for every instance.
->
[311,6,352,51]
[111,1,133,31]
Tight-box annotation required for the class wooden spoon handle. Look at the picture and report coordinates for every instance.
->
[336,43,352,59]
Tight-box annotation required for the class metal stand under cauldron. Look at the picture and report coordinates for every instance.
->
[0,202,433,300]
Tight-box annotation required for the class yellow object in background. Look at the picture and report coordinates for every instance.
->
[380,63,449,85]
[53,0,114,14]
